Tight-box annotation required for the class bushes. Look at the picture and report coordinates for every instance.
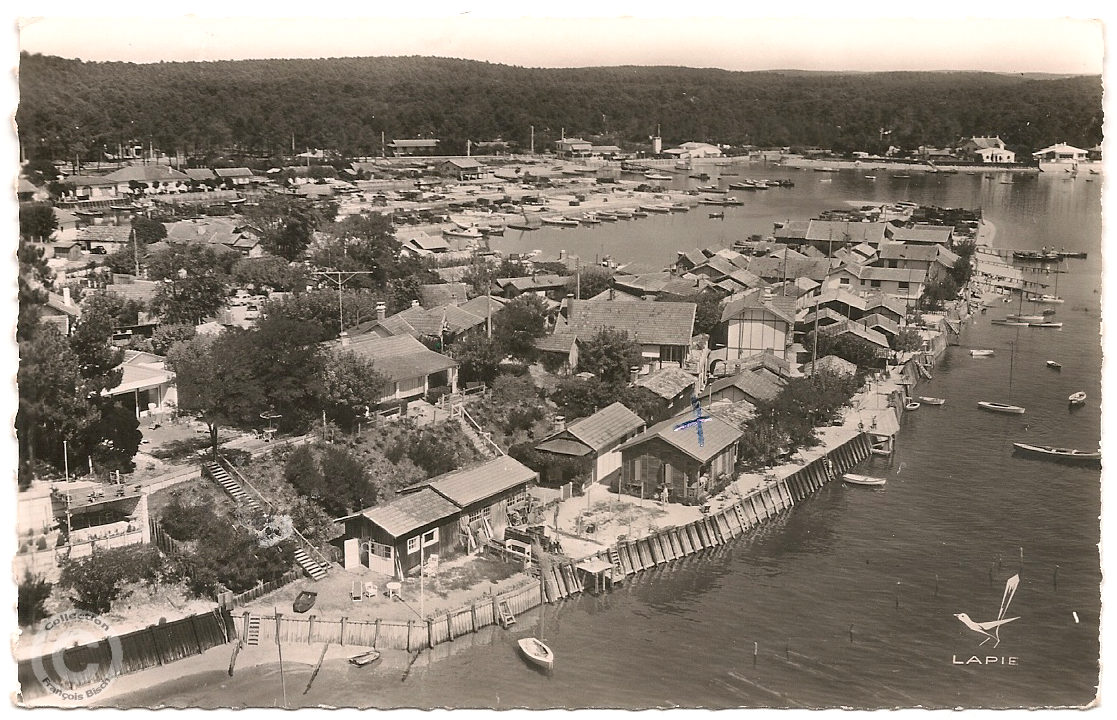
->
[18,572,52,626]
[425,385,452,405]
[156,500,295,597]
[59,545,176,614]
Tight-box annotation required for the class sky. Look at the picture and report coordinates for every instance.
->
[10,7,1109,74]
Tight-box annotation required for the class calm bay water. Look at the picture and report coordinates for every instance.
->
[127,167,1103,709]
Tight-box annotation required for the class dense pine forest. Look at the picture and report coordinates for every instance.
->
[17,53,1103,161]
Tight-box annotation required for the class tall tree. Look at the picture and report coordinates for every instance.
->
[242,195,323,260]
[18,203,57,242]
[148,244,228,324]
[131,216,167,245]
[321,349,388,430]
[17,238,52,342]
[494,294,549,362]
[575,328,642,385]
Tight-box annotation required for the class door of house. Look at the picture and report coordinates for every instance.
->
[343,538,360,570]
[367,541,394,576]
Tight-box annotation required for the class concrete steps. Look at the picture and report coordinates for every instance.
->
[293,547,329,580]
[203,461,261,514]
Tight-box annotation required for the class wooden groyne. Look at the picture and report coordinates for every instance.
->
[578,432,874,590]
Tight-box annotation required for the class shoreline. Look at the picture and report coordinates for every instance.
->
[31,355,949,708]
[779,156,1039,174]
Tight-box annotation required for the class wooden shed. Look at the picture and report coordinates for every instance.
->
[615,414,742,502]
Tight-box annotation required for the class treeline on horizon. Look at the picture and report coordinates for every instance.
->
[17,53,1103,161]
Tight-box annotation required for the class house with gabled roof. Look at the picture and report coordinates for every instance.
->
[495,274,568,299]
[436,158,489,181]
[563,299,696,370]
[419,282,469,308]
[821,320,891,356]
[387,138,440,156]
[635,366,698,417]
[336,487,459,577]
[704,368,783,406]
[885,224,954,246]
[334,333,458,403]
[402,234,451,256]
[534,402,645,486]
[615,412,742,502]
[717,289,797,362]
[805,220,889,247]
[801,354,858,377]
[214,167,256,186]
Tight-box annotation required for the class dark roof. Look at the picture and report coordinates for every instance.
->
[616,413,742,464]
[419,283,469,308]
[104,165,189,183]
[184,168,216,181]
[535,438,593,457]
[497,274,568,291]
[563,402,645,452]
[745,256,831,283]
[805,220,888,245]
[534,331,578,353]
[78,225,132,243]
[336,334,457,381]
[407,456,536,508]
[635,367,697,400]
[357,488,459,537]
[706,370,783,403]
[457,294,507,318]
[566,299,695,346]
[721,290,797,325]
[802,355,858,377]
[215,167,254,178]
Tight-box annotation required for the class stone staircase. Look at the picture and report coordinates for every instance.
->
[203,461,261,514]
[456,408,502,458]
[204,459,332,582]
[293,547,329,581]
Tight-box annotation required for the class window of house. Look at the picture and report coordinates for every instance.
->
[468,507,492,523]
[888,260,898,268]
[839,277,850,286]
[870,280,881,288]
[407,536,420,553]
[898,282,910,290]
[370,541,392,559]
[422,528,438,547]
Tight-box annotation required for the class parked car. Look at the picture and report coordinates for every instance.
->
[90,245,107,255]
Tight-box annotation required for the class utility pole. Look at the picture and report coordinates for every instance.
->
[486,279,492,338]
[312,270,380,335]
[530,125,535,155]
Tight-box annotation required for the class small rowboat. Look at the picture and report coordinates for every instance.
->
[708,212,724,219]
[1029,321,1063,328]
[1068,391,1087,405]
[348,650,382,667]
[842,473,886,487]
[978,401,1026,414]
[293,590,317,614]
[517,637,554,671]
[904,401,921,411]
[1006,314,1044,323]
[1011,442,1100,465]
[992,319,1029,326]
[970,349,995,358]
[918,397,946,406]
[1046,360,1062,370]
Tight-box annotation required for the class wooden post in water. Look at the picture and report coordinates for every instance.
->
[1054,564,1060,591]
[470,604,478,632]
[895,581,901,609]
[753,641,758,666]
[849,624,854,643]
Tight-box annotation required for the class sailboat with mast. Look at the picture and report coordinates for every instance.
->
[978,340,1026,414]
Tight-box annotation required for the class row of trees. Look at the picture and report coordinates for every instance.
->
[18,53,1102,160]
[16,240,143,483]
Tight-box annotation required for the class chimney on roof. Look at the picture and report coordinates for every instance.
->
[559,249,566,260]
[411,299,420,308]
[63,287,71,306]
[340,331,350,347]
[553,415,566,432]
[629,365,641,384]
[376,302,386,321]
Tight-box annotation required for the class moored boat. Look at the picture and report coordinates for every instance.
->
[842,473,886,486]
[904,401,921,411]
[978,401,1026,414]
[1011,442,1100,465]
[1028,294,1064,304]
[1006,314,1044,323]
[443,227,484,239]
[992,319,1029,326]
[970,349,995,357]
[708,212,724,219]
[639,204,671,214]
[918,397,946,406]
[517,637,554,671]
[1029,321,1063,328]
[644,172,672,181]
[722,197,743,206]
[669,203,691,212]
[1046,360,1062,370]
[348,649,382,667]
[1068,391,1087,405]
[631,210,650,218]
[541,216,579,227]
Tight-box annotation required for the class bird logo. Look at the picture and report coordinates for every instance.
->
[955,574,1020,648]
